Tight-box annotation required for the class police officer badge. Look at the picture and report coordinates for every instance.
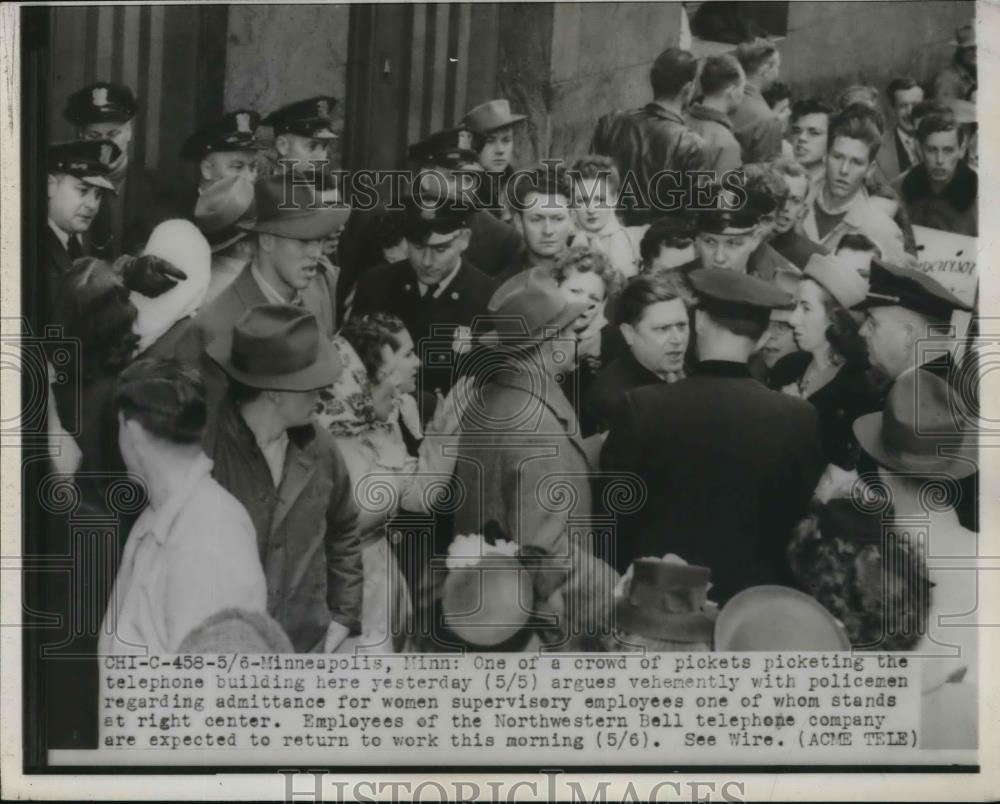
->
[100,143,113,165]
[92,86,109,108]
[236,112,252,134]
[316,99,329,118]
[457,129,472,151]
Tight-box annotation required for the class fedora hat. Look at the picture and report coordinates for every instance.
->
[802,253,868,310]
[714,585,851,651]
[194,175,257,252]
[239,174,350,240]
[461,99,527,134]
[481,267,589,342]
[615,558,717,644]
[206,304,342,391]
[853,368,976,479]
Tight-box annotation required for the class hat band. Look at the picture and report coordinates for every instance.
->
[881,408,964,461]
[231,332,318,377]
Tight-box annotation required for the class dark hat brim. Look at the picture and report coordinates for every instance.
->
[852,411,977,479]
[205,328,342,391]
[239,207,350,240]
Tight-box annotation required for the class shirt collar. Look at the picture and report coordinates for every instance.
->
[418,259,463,298]
[143,453,214,546]
[814,179,869,222]
[251,263,301,306]
[48,219,71,249]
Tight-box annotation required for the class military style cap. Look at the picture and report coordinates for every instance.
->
[64,81,138,126]
[408,127,485,168]
[262,96,338,139]
[402,192,471,243]
[180,109,263,160]
[48,139,122,192]
[696,184,766,235]
[853,258,971,320]
[460,99,527,134]
[802,252,869,310]
[689,267,794,310]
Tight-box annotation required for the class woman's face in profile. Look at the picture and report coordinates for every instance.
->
[375,329,421,396]
[789,279,831,354]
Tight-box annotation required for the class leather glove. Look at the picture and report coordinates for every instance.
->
[116,254,187,297]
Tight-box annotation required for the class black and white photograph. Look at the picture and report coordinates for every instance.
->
[1,0,996,800]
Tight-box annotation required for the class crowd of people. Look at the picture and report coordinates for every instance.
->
[40,24,979,749]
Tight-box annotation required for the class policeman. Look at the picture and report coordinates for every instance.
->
[350,194,497,393]
[64,81,172,255]
[261,95,339,194]
[181,109,263,193]
[601,268,825,595]
[45,139,120,308]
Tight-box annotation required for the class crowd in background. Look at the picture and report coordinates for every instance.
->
[40,22,979,750]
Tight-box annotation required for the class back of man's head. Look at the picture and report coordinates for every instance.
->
[700,54,744,97]
[735,37,778,78]
[117,357,207,446]
[699,299,770,343]
[650,48,698,100]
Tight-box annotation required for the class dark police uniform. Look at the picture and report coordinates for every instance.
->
[601,269,825,599]
[64,82,176,256]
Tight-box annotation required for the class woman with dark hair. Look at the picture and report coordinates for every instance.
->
[771,253,885,469]
[315,313,466,652]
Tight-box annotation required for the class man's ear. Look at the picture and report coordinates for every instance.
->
[275,134,290,157]
[47,174,58,200]
[258,232,275,253]
[199,158,214,183]
[619,322,635,345]
[454,228,472,254]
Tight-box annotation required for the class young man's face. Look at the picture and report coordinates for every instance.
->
[478,127,515,173]
[201,151,258,186]
[825,135,873,201]
[695,229,759,272]
[518,192,573,260]
[920,129,965,188]
[407,229,470,285]
[891,86,924,134]
[790,113,829,168]
[774,173,810,234]
[48,174,104,234]
[263,233,324,290]
[621,298,689,376]
[571,176,618,234]
[273,388,321,429]
[80,119,133,162]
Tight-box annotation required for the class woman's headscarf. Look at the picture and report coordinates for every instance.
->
[131,220,211,353]
[316,336,414,470]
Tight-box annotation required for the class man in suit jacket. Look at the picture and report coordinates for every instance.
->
[193,174,349,417]
[65,81,177,257]
[877,78,924,182]
[203,305,362,653]
[601,268,824,597]
[45,139,121,317]
[351,197,496,394]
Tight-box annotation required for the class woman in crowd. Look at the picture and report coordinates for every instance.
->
[462,98,527,224]
[129,219,211,365]
[771,253,883,469]
[551,245,624,407]
[315,313,465,652]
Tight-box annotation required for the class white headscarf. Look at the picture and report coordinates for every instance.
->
[131,220,211,353]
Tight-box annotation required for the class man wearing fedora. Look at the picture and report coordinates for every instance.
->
[180,109,264,195]
[438,269,618,651]
[852,369,978,749]
[461,98,527,223]
[602,268,824,596]
[204,304,362,653]
[933,24,976,102]
[351,195,495,394]
[193,174,258,304]
[64,81,175,256]
[854,258,977,530]
[195,173,348,344]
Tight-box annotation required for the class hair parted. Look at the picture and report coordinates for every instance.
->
[116,357,207,444]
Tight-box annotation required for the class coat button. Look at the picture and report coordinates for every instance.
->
[451,291,459,300]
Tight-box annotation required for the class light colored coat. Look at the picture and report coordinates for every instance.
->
[801,181,907,264]
[99,453,267,654]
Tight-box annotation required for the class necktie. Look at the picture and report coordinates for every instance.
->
[66,236,84,261]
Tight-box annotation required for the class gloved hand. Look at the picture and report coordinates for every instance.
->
[115,254,187,297]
